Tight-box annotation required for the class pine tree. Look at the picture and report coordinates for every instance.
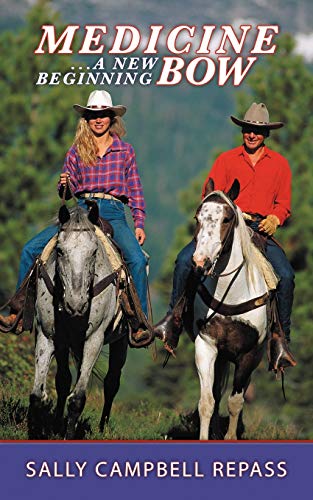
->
[0,0,86,382]
[0,0,87,299]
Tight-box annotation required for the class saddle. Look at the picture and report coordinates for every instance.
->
[97,216,114,238]
[0,218,153,347]
[169,259,295,374]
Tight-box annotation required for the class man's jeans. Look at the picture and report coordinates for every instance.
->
[169,235,295,339]
[17,198,148,315]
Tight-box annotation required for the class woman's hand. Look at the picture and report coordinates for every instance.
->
[135,228,146,245]
[59,173,70,186]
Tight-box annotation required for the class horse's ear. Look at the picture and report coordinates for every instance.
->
[203,177,215,197]
[59,205,70,224]
[226,179,240,201]
[87,200,99,225]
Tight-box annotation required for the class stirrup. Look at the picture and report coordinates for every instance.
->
[154,313,183,347]
[0,313,17,328]
[129,328,155,348]
[267,333,297,373]
[0,311,24,334]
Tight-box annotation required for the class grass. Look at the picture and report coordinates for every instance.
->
[242,405,300,440]
[0,383,181,440]
[0,382,303,441]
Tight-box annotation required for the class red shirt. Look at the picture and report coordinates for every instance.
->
[202,145,291,225]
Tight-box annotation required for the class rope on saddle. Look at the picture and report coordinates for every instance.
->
[120,271,155,348]
[142,251,157,358]
[94,227,155,348]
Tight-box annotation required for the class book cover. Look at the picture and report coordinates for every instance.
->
[0,1,312,498]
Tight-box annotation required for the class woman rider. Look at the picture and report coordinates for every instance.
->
[0,90,151,343]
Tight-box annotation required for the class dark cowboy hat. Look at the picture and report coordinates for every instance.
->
[73,90,126,117]
[230,102,284,130]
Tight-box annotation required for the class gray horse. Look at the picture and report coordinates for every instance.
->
[28,203,127,439]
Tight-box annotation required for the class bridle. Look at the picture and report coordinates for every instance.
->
[195,191,245,278]
[39,178,122,301]
[194,191,269,326]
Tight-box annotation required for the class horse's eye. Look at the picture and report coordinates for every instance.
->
[223,216,231,223]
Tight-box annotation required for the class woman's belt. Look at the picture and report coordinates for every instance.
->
[78,193,122,203]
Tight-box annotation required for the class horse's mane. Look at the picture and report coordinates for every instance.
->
[61,207,96,239]
[203,191,265,282]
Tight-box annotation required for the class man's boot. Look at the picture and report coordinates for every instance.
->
[154,312,184,354]
[267,292,296,373]
[267,332,296,373]
[154,265,203,355]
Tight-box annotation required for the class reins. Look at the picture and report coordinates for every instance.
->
[199,193,238,278]
[38,258,122,299]
[198,194,241,281]
[39,177,122,298]
[199,260,245,326]
[61,177,78,206]
[196,192,269,325]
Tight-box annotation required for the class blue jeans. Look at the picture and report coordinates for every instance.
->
[17,198,148,315]
[169,236,295,339]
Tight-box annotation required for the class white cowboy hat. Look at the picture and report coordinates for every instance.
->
[73,90,126,117]
[230,102,284,129]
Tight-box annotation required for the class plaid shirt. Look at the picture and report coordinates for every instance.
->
[60,134,146,229]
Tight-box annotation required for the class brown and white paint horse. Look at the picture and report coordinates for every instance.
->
[192,179,270,440]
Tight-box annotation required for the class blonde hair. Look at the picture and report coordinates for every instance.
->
[73,115,126,165]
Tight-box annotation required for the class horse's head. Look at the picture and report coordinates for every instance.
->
[56,203,99,316]
[193,178,240,271]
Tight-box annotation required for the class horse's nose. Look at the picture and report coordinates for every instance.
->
[193,256,212,270]
[64,294,88,316]
[203,257,213,271]
[67,305,88,317]
[65,302,76,316]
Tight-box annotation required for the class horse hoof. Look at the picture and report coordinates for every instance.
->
[65,423,76,440]
[224,433,237,440]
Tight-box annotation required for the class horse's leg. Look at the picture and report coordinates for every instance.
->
[224,389,244,441]
[65,328,104,439]
[28,329,54,438]
[195,335,218,440]
[54,343,72,435]
[225,348,263,440]
[99,334,128,432]
[211,355,229,439]
[236,375,252,439]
